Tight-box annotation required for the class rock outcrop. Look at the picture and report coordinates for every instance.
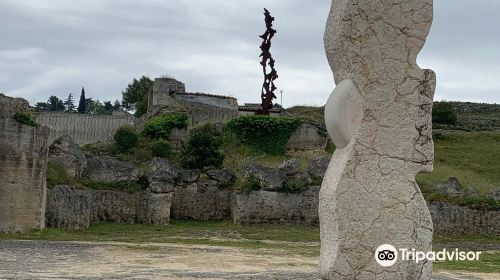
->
[46,185,91,229]
[49,135,87,178]
[148,157,180,193]
[0,94,50,233]
[320,1,435,279]
[242,163,286,191]
[85,155,142,183]
[307,155,331,179]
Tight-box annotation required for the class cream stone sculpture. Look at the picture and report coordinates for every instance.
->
[320,0,435,279]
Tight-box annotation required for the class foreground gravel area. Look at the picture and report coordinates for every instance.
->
[0,240,490,280]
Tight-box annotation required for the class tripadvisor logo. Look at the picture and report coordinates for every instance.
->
[375,244,482,267]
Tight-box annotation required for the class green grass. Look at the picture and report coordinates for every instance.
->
[417,131,500,194]
[433,252,500,273]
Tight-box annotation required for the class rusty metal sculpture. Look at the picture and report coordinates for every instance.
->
[256,8,278,115]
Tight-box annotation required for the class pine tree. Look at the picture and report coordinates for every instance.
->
[77,87,86,114]
[47,95,65,111]
[64,93,76,113]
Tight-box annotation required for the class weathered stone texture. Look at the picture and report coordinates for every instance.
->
[287,124,328,151]
[84,156,142,183]
[171,181,232,221]
[49,135,87,178]
[46,185,91,229]
[36,112,135,146]
[0,94,49,233]
[231,186,320,225]
[307,155,331,179]
[428,201,500,235]
[242,163,286,191]
[90,190,145,223]
[320,0,436,279]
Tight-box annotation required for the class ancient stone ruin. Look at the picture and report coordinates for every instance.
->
[320,0,435,279]
[0,94,50,233]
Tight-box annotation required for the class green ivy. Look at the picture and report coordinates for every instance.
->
[142,113,187,139]
[227,115,301,155]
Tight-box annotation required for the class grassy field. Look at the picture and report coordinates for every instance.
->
[1,221,498,272]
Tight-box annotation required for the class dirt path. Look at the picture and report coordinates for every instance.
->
[0,240,497,280]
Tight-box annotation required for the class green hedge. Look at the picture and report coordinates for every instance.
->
[227,115,301,155]
[142,113,187,139]
[114,125,139,152]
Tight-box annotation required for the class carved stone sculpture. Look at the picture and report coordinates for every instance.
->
[320,1,435,279]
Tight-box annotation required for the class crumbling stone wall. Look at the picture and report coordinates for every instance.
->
[36,112,135,145]
[0,94,49,233]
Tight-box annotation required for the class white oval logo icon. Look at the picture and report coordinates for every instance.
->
[375,244,398,267]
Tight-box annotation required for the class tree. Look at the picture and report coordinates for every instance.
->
[433,102,457,125]
[47,95,65,112]
[86,99,104,114]
[77,87,86,114]
[121,76,153,112]
[180,124,224,170]
[113,100,121,111]
[64,94,76,112]
[103,101,113,112]
[35,102,49,112]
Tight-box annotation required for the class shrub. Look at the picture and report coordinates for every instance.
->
[433,102,457,125]
[239,174,261,194]
[142,113,187,139]
[227,115,301,155]
[280,177,310,193]
[180,124,224,170]
[114,125,139,152]
[151,139,171,158]
[14,111,37,127]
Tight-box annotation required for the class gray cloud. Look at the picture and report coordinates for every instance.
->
[0,0,498,108]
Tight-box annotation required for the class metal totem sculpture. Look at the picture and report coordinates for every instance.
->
[257,8,278,116]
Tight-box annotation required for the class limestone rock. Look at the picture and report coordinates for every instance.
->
[179,169,201,184]
[287,123,327,150]
[487,190,500,201]
[148,157,179,184]
[49,135,87,178]
[434,177,464,197]
[320,1,435,279]
[206,169,236,185]
[148,182,176,194]
[45,185,91,229]
[85,156,141,183]
[278,158,300,176]
[242,163,286,191]
[307,155,331,179]
[142,192,173,225]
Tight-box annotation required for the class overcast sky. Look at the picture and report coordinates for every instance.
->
[1,0,499,108]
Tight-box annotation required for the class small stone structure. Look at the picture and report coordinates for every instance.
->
[320,0,436,279]
[0,94,50,233]
[232,186,320,225]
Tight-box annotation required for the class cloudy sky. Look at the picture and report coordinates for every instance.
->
[1,0,499,108]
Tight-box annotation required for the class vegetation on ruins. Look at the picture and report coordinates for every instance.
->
[280,177,310,193]
[151,139,171,158]
[113,125,139,152]
[238,174,261,194]
[227,115,301,155]
[142,113,188,139]
[14,111,37,127]
[180,124,224,170]
[121,76,154,115]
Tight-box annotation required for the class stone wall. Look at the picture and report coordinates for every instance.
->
[231,186,321,225]
[46,186,173,228]
[171,183,232,221]
[36,112,135,145]
[287,124,328,151]
[428,201,500,235]
[0,94,49,233]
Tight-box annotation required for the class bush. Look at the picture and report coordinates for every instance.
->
[14,111,37,127]
[180,124,224,170]
[433,102,457,125]
[151,139,171,158]
[227,115,301,155]
[142,113,187,139]
[280,177,310,193]
[114,125,139,152]
[239,174,261,194]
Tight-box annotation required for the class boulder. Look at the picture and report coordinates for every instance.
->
[49,135,87,178]
[278,158,300,176]
[84,156,141,183]
[148,182,176,194]
[206,169,236,185]
[179,169,201,184]
[434,177,464,197]
[148,157,179,184]
[242,163,286,191]
[307,155,331,179]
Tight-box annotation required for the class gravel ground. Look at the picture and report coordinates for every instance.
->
[0,240,493,280]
